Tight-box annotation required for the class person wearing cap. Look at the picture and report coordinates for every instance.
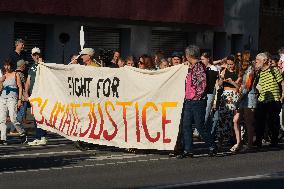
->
[25,47,48,146]
[74,48,100,151]
[14,59,29,141]
[9,39,27,71]
[171,52,182,66]
[79,48,100,67]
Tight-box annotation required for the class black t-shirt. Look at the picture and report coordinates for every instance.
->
[9,51,27,70]
[206,65,219,94]
[107,63,119,68]
[223,69,238,88]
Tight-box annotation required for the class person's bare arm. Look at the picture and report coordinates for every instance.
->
[24,75,31,100]
[0,75,6,82]
[16,73,23,108]
[281,80,284,102]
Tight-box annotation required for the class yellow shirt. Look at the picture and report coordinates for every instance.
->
[87,61,101,67]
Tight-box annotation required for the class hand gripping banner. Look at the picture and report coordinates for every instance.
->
[30,63,188,150]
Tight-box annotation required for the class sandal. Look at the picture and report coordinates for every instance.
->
[230,144,242,153]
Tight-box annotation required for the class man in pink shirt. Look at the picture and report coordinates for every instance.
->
[176,45,217,159]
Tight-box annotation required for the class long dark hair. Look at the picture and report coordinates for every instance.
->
[2,59,13,74]
[238,51,253,78]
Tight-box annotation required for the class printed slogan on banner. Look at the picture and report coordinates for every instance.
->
[30,63,188,150]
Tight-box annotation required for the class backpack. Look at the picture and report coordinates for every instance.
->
[254,66,283,97]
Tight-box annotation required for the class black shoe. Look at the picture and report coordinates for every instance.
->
[209,148,217,157]
[176,151,193,159]
[20,134,28,144]
[169,151,182,157]
[74,141,90,151]
[0,140,8,145]
[253,140,262,149]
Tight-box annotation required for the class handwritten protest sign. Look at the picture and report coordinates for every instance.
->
[30,63,188,150]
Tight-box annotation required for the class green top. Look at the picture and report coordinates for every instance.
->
[28,63,38,94]
[258,67,283,102]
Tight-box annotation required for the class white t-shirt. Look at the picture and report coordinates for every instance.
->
[208,64,219,72]
[0,70,2,77]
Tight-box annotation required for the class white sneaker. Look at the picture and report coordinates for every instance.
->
[39,137,47,145]
[193,128,200,138]
[28,137,47,146]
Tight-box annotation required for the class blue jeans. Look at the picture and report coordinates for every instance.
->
[34,120,47,139]
[16,101,28,123]
[182,99,215,152]
[205,94,214,123]
[210,110,219,141]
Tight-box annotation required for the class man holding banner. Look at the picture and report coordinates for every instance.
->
[25,47,48,146]
[80,48,100,67]
[74,47,100,150]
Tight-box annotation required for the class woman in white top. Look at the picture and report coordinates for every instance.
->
[0,59,25,145]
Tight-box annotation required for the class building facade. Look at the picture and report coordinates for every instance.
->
[259,0,284,54]
[0,0,260,64]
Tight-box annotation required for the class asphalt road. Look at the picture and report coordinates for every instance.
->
[0,133,283,189]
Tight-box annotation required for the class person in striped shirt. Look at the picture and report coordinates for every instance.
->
[254,52,284,148]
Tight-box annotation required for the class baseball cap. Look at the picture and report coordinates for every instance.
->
[31,47,41,54]
[171,51,182,59]
[17,59,28,67]
[79,48,95,57]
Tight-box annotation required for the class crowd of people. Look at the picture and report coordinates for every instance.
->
[0,39,284,159]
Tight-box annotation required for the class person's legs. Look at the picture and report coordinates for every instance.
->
[36,124,47,140]
[205,94,214,124]
[28,120,47,146]
[211,110,219,138]
[255,102,266,147]
[243,108,255,148]
[7,98,25,135]
[16,101,27,123]
[193,100,215,150]
[181,100,194,153]
[7,98,28,144]
[217,90,237,147]
[0,98,8,141]
[172,103,185,155]
[231,111,241,151]
[267,101,281,146]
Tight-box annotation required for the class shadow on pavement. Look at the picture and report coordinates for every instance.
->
[0,153,92,172]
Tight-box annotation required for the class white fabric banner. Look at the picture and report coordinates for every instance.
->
[30,63,188,150]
